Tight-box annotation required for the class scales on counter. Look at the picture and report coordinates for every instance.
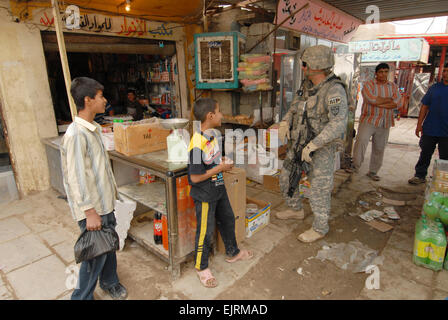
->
[161,118,190,163]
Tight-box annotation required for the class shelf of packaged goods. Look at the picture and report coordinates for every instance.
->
[118,182,167,215]
[127,220,169,260]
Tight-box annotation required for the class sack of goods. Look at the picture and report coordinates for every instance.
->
[413,159,448,271]
[238,54,273,92]
[74,226,120,263]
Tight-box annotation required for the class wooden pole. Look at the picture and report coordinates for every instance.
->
[51,0,77,121]
[203,0,208,32]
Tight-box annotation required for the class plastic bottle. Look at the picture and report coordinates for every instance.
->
[153,212,162,245]
[428,225,447,271]
[423,201,440,221]
[139,170,146,184]
[415,214,427,233]
[162,214,168,250]
[443,195,448,207]
[430,192,444,205]
[176,176,188,214]
[414,224,431,267]
[440,206,448,226]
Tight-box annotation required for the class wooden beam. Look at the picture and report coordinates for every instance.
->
[237,0,263,7]
[51,0,77,121]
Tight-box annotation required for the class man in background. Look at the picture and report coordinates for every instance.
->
[126,89,144,121]
[349,63,401,181]
[409,65,448,185]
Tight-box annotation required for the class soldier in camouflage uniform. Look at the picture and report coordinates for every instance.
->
[271,45,349,242]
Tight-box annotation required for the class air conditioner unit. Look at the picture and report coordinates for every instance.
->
[194,32,246,89]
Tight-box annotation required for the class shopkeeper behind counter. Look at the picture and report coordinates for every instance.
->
[126,89,144,121]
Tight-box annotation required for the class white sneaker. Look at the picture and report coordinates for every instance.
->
[276,209,305,220]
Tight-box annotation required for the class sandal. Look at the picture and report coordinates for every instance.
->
[225,249,254,263]
[366,172,380,181]
[196,268,218,288]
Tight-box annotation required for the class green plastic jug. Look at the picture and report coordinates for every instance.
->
[423,201,440,221]
[427,226,447,271]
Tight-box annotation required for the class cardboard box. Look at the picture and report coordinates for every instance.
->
[246,197,271,238]
[113,118,170,156]
[101,132,115,151]
[263,172,280,192]
[216,167,247,253]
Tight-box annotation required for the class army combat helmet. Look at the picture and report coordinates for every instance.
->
[301,45,334,70]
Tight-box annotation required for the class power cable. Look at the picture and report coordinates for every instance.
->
[424,18,436,33]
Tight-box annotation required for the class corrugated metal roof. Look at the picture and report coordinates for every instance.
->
[320,0,448,22]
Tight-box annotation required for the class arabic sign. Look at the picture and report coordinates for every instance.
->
[349,38,430,63]
[277,0,362,43]
[34,6,182,40]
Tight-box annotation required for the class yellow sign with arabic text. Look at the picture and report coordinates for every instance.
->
[30,5,183,40]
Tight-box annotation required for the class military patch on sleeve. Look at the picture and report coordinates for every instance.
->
[328,96,342,116]
[328,97,341,105]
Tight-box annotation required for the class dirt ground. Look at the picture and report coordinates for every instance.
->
[109,174,424,300]
[215,185,421,300]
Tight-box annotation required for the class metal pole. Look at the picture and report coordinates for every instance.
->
[438,46,446,82]
[166,172,180,280]
[51,0,77,121]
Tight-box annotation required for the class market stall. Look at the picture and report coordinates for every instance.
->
[42,31,180,130]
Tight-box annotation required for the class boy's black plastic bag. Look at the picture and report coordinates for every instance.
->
[74,226,119,264]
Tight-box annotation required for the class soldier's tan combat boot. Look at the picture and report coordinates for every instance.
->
[276,209,305,220]
[297,228,325,243]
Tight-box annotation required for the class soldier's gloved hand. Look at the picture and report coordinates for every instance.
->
[269,121,290,142]
[301,142,318,163]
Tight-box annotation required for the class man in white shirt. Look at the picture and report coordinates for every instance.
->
[61,77,127,300]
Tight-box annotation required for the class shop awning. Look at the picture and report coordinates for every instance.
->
[320,0,448,22]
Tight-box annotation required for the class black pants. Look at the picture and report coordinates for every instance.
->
[415,135,448,179]
[194,191,240,271]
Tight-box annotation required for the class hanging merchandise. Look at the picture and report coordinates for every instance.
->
[238,54,273,92]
